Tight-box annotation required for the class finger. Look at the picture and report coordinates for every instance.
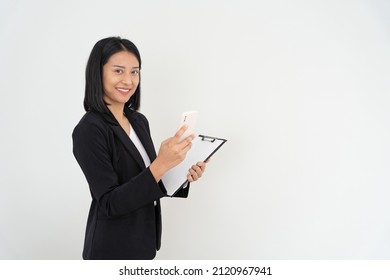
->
[174,125,188,139]
[187,173,194,182]
[179,135,194,152]
[196,161,206,172]
[181,139,193,153]
[192,165,203,177]
[192,166,202,178]
[189,168,199,181]
[179,133,195,147]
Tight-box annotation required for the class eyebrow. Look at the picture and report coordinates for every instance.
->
[112,65,140,69]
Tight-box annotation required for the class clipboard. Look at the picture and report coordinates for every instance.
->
[161,135,227,197]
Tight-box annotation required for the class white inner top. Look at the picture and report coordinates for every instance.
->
[129,125,151,167]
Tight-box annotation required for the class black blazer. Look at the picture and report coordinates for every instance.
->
[72,107,189,260]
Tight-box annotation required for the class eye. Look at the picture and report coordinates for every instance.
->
[115,69,124,74]
[131,69,140,76]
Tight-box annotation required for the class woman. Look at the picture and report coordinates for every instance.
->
[72,37,206,260]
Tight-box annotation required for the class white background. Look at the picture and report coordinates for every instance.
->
[0,0,389,259]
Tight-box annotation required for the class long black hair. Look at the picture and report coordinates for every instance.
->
[84,36,142,112]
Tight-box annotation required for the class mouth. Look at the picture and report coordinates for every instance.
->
[116,87,131,95]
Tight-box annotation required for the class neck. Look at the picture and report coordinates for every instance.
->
[107,104,126,124]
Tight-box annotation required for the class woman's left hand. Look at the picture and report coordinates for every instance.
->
[187,161,207,182]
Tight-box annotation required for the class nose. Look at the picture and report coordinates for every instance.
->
[122,74,133,85]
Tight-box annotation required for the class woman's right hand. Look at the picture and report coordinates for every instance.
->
[150,125,195,182]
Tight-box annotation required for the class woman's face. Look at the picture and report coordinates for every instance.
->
[102,50,140,108]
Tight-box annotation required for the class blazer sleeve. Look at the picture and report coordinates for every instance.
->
[72,120,166,218]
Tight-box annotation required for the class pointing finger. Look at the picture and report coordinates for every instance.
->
[174,124,188,139]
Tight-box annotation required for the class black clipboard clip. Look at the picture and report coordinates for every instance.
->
[200,135,217,143]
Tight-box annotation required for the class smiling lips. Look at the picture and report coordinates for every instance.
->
[116,87,131,95]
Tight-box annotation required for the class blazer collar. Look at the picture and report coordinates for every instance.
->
[99,107,156,170]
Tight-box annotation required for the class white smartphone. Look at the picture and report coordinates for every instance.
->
[178,111,198,141]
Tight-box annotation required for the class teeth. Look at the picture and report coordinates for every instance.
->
[117,88,130,92]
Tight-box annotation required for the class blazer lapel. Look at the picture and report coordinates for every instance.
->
[100,110,146,170]
[126,109,157,162]
[111,125,147,170]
